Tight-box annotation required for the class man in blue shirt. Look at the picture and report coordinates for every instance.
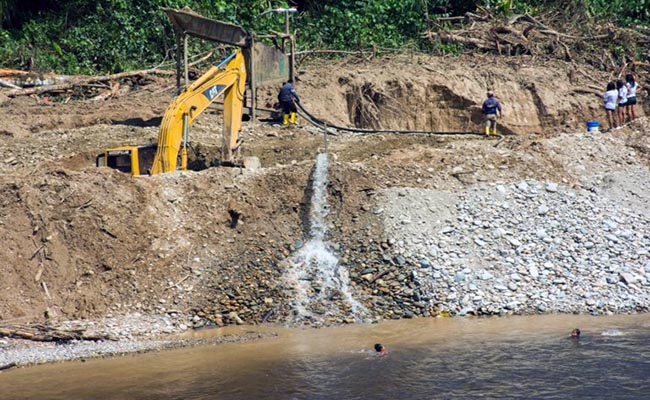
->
[278,79,300,125]
[482,90,503,136]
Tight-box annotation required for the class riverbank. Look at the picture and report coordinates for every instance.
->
[0,53,649,354]
[0,314,276,370]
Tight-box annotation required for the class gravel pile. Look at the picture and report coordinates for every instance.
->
[379,171,650,316]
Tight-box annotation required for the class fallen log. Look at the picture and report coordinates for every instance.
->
[572,88,602,97]
[90,82,121,102]
[424,31,496,50]
[0,68,30,77]
[294,49,371,56]
[0,362,17,371]
[0,325,116,342]
[0,79,21,89]
[7,68,175,97]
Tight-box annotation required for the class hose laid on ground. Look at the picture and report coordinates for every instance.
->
[295,101,505,147]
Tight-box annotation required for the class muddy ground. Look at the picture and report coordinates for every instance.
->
[0,53,648,333]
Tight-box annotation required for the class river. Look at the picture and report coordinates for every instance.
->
[1,314,650,399]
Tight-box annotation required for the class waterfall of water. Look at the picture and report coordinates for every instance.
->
[285,153,365,323]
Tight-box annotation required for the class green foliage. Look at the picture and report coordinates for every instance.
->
[0,0,649,73]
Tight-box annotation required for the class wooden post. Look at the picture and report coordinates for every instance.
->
[175,30,182,94]
[183,33,189,89]
[290,34,296,83]
[286,12,295,82]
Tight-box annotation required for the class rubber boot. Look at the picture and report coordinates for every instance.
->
[283,114,289,125]
[485,126,491,136]
[290,112,297,124]
[492,128,497,135]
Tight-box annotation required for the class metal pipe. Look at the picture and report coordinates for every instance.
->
[250,35,256,123]
[181,113,189,171]
[216,52,237,69]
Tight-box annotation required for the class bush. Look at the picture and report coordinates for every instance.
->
[0,0,649,73]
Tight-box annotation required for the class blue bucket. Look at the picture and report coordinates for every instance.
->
[586,120,599,133]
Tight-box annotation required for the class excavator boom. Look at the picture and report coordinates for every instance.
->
[150,49,246,174]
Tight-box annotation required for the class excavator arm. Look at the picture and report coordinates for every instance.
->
[150,49,247,174]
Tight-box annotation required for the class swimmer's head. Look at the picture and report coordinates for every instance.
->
[374,343,385,352]
[571,328,581,337]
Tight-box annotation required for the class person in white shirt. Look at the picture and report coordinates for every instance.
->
[625,74,639,122]
[603,81,618,131]
[616,79,628,127]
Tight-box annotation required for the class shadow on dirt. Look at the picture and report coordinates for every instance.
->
[112,117,162,127]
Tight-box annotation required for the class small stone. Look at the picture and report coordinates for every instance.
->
[545,183,559,192]
[228,312,244,325]
[492,228,506,238]
[619,272,638,285]
[242,156,261,170]
[603,220,618,230]
[517,181,529,192]
[481,271,493,280]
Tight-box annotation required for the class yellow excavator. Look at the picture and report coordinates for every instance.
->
[96,49,246,175]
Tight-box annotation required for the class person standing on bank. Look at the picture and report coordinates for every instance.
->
[482,90,503,136]
[603,81,618,132]
[278,79,300,126]
[625,74,638,122]
[616,79,628,128]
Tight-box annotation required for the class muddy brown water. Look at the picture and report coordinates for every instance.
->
[1,314,650,399]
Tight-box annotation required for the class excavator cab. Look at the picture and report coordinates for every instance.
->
[96,144,158,176]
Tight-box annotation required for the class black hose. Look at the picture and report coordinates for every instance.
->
[296,101,482,136]
[295,101,505,146]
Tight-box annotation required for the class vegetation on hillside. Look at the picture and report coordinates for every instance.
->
[0,0,649,73]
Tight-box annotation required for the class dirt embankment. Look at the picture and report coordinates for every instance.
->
[0,53,649,334]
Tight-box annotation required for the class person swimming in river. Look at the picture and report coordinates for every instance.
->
[374,343,388,355]
[570,328,581,338]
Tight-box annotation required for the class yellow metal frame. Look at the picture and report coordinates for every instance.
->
[150,50,247,174]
